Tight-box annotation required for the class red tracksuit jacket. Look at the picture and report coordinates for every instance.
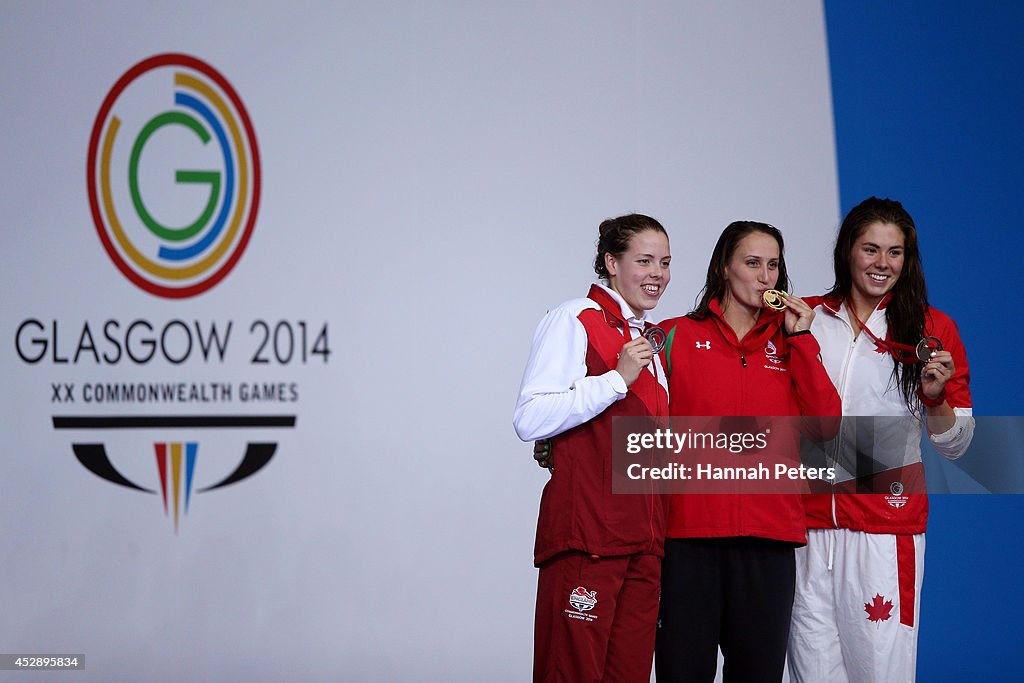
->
[659,298,841,544]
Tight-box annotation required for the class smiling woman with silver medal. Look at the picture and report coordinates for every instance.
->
[513,214,672,682]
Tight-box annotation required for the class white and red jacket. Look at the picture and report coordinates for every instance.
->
[802,294,975,534]
[514,284,669,565]
[660,298,841,545]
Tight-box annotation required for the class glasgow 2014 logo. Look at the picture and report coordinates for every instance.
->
[87,53,260,298]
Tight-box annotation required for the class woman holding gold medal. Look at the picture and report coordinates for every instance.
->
[652,221,840,682]
[787,197,975,683]
[513,214,672,682]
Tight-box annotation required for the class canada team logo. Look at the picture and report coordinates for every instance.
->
[569,586,598,612]
[864,593,894,623]
[87,53,260,298]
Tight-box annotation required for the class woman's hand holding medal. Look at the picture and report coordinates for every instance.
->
[920,348,955,402]
[616,336,655,388]
[763,289,815,335]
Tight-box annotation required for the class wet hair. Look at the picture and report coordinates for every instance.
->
[691,221,790,319]
[827,196,928,411]
[593,214,668,282]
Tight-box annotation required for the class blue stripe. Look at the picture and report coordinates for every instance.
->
[158,91,235,261]
[185,442,198,514]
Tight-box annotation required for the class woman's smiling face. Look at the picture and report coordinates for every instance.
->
[848,221,905,306]
[605,229,671,317]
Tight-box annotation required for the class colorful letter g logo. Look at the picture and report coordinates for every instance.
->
[87,54,261,298]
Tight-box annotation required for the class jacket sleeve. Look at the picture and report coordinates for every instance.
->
[926,310,975,460]
[787,331,842,441]
[513,305,627,442]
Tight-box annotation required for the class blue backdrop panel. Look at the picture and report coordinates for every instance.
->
[825,1,1024,677]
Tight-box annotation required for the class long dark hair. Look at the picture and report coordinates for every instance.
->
[827,196,928,410]
[593,213,668,281]
[691,221,790,319]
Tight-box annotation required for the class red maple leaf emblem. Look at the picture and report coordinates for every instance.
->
[864,594,894,623]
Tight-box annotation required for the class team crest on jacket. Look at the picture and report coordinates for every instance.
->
[569,586,598,612]
[765,340,783,364]
[885,481,908,509]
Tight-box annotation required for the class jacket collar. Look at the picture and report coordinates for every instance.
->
[588,283,649,331]
[822,291,892,317]
[707,297,782,349]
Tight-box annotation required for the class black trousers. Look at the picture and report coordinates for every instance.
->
[655,537,796,683]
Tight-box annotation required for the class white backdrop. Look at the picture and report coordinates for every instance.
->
[0,2,838,680]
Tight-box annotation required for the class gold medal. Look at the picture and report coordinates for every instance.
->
[762,289,788,311]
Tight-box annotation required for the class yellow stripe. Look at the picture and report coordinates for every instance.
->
[171,443,182,533]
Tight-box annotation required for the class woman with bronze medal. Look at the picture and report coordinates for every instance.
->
[788,197,976,682]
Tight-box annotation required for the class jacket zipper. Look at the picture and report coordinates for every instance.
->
[830,310,861,528]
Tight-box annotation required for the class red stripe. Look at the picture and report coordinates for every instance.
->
[154,443,168,514]
[896,535,916,627]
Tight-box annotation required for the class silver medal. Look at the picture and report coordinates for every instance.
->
[644,326,667,354]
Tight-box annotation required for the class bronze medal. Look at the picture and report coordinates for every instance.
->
[915,336,942,362]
